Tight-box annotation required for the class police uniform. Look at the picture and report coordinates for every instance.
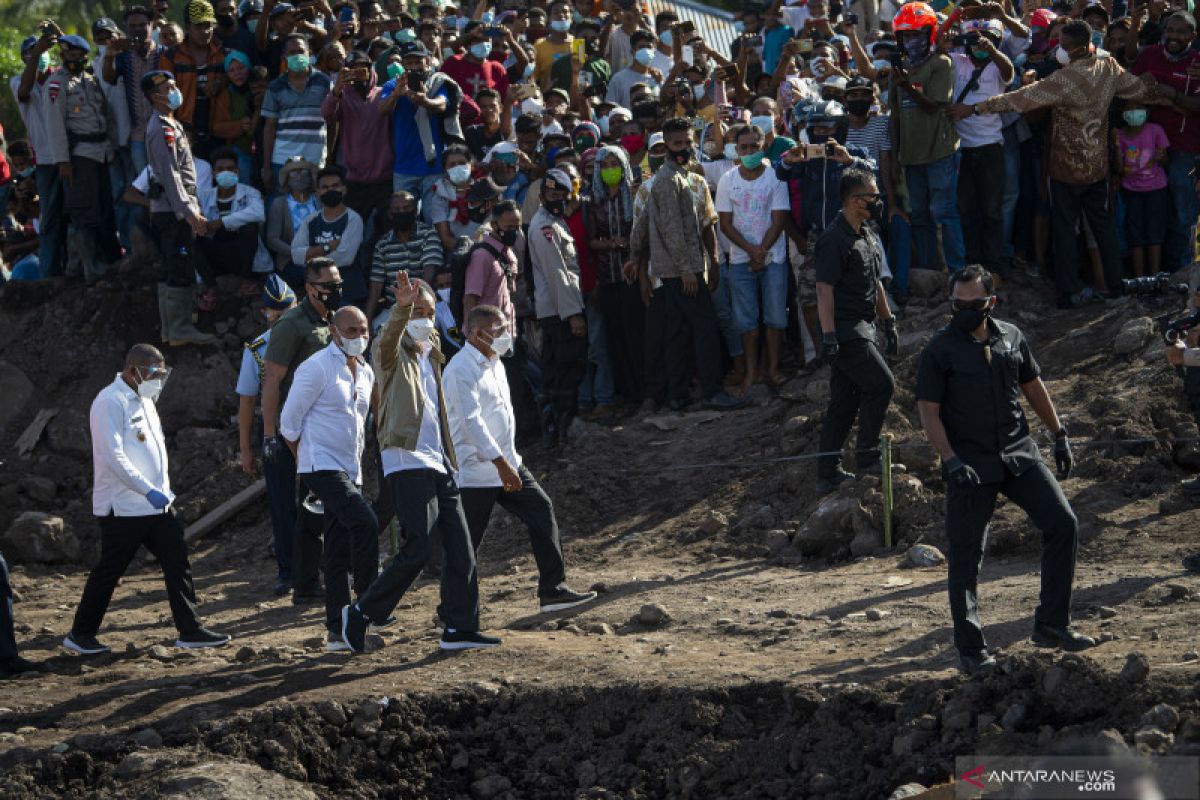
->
[146,108,202,287]
[915,318,1079,660]
[42,50,116,281]
[812,213,896,479]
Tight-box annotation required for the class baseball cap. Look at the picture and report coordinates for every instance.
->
[269,2,295,17]
[647,131,665,151]
[1029,8,1057,30]
[186,0,218,24]
[398,40,430,58]
[92,18,121,37]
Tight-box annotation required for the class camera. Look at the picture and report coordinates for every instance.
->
[406,70,426,92]
[743,34,763,47]
[1120,272,1190,297]
[846,13,859,24]
[889,51,904,68]
[954,31,981,47]
[1163,310,1200,343]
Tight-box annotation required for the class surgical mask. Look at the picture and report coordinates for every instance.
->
[215,170,238,188]
[740,151,766,169]
[600,166,623,185]
[751,115,774,135]
[497,227,518,246]
[952,307,989,333]
[872,58,890,72]
[138,379,164,402]
[1055,45,1072,65]
[1091,30,1104,49]
[550,19,571,33]
[598,116,610,136]
[733,20,745,34]
[406,317,435,342]
[846,98,872,117]
[96,45,108,62]
[1124,108,1148,126]
[167,87,183,110]
[660,30,673,47]
[319,190,343,207]
[448,164,472,184]
[338,334,368,357]
[723,143,739,160]
[972,49,990,60]
[634,47,655,66]
[693,83,705,101]
[247,18,258,34]
[287,53,309,72]
[482,10,495,23]
[522,62,535,79]
[470,41,492,59]
[36,52,50,72]
[490,331,513,357]
[436,287,451,304]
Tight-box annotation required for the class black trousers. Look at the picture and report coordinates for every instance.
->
[817,337,895,478]
[346,179,393,222]
[302,471,379,634]
[1049,179,1123,296]
[945,461,1078,656]
[503,342,542,441]
[152,212,198,287]
[71,512,201,638]
[354,469,481,632]
[958,143,1006,275]
[279,447,326,594]
[460,464,566,597]
[0,551,17,661]
[643,286,669,404]
[538,317,588,423]
[65,155,112,236]
[599,281,646,406]
[197,221,261,281]
[662,276,722,402]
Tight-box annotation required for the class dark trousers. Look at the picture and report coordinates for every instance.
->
[355,469,481,632]
[958,143,1006,275]
[64,156,112,236]
[460,464,566,597]
[538,317,588,424]
[817,337,895,478]
[662,276,722,402]
[152,212,198,287]
[262,439,296,581]
[275,445,325,594]
[1050,179,1123,296]
[71,512,201,638]
[643,286,669,404]
[197,221,262,282]
[36,163,66,276]
[346,179,393,222]
[945,461,1079,656]
[599,280,646,405]
[302,470,379,634]
[503,342,542,441]
[0,551,17,661]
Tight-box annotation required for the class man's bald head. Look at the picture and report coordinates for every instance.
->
[333,306,367,331]
[125,343,165,370]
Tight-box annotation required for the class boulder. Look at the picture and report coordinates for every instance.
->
[159,760,318,799]
[1120,652,1150,684]
[805,379,830,404]
[765,529,793,553]
[0,362,35,432]
[0,512,80,563]
[46,408,92,458]
[637,603,671,626]
[791,495,866,556]
[471,775,512,799]
[908,268,947,299]
[905,543,945,567]
[1113,317,1154,356]
[697,510,728,536]
[154,355,237,428]
[18,476,57,504]
[1140,704,1180,733]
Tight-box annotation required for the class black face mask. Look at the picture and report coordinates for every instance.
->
[668,146,693,166]
[216,13,236,27]
[391,210,416,231]
[320,190,344,208]
[313,285,343,312]
[846,99,872,117]
[64,59,85,74]
[866,198,883,222]
[952,307,989,333]
[497,227,518,246]
[544,198,566,216]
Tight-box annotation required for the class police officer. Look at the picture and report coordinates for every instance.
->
[43,33,117,283]
[813,168,900,494]
[916,265,1092,675]
[235,275,297,596]
[142,69,218,346]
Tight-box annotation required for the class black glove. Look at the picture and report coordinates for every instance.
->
[262,435,283,464]
[945,456,981,488]
[822,332,840,360]
[1054,428,1073,479]
[883,317,899,359]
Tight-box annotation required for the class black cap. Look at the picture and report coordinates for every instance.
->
[93,17,121,36]
[466,177,502,203]
[398,40,429,58]
[846,75,874,92]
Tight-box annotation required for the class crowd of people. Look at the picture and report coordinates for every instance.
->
[3,0,1200,676]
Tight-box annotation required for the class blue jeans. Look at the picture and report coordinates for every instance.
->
[35,164,65,277]
[886,209,912,295]
[729,260,788,333]
[393,173,440,197]
[109,154,134,252]
[129,140,148,176]
[712,259,744,357]
[1167,149,1199,269]
[905,154,966,272]
[578,298,614,407]
[1001,125,1022,264]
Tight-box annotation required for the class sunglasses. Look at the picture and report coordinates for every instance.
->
[951,296,993,312]
[311,280,344,290]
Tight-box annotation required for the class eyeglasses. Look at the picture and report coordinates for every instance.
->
[950,296,993,312]
[137,365,172,381]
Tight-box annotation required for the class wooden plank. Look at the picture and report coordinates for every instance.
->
[15,408,58,457]
[183,479,267,545]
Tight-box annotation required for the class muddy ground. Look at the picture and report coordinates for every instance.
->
[0,264,1199,799]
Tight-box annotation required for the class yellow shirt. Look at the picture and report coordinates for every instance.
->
[534,38,573,89]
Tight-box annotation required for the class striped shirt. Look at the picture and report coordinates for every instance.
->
[260,71,331,166]
[845,114,892,172]
[114,46,164,143]
[369,224,445,307]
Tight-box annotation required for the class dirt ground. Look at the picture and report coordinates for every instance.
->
[1,266,1199,799]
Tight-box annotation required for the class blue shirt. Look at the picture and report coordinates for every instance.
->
[763,25,796,74]
[381,78,450,177]
[236,328,272,397]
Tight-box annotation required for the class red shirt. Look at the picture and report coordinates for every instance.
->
[1132,44,1200,153]
[565,207,595,294]
[440,55,510,102]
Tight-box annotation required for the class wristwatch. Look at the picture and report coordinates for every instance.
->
[322,243,331,254]
[1055,424,1069,439]
[971,103,981,116]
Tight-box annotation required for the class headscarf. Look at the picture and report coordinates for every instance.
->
[224,49,251,73]
[572,121,602,152]
[591,144,634,223]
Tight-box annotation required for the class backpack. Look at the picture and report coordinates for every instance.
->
[449,237,505,327]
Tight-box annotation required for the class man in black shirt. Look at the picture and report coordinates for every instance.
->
[813,169,900,494]
[916,265,1092,675]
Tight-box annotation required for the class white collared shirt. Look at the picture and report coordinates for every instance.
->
[381,342,447,476]
[279,341,374,484]
[90,375,174,517]
[442,342,521,489]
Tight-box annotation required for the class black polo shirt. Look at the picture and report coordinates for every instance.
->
[813,213,884,342]
[915,317,1043,483]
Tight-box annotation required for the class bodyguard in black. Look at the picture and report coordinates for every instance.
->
[813,169,900,494]
[916,266,1094,675]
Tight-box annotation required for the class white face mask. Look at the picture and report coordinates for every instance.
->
[723,142,739,160]
[1055,45,1072,65]
[138,379,163,402]
[406,317,436,343]
[693,83,705,102]
[338,334,368,357]
[436,287,451,304]
[490,332,513,357]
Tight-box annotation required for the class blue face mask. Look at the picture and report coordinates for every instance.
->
[660,29,673,47]
[470,41,492,59]
[286,53,309,73]
[634,48,655,66]
[36,52,50,72]
[751,115,774,135]
[247,18,258,34]
[733,20,745,33]
[167,87,183,110]
[550,19,571,33]
[215,170,239,188]
[1124,108,1148,126]
[448,164,472,184]
[740,151,766,169]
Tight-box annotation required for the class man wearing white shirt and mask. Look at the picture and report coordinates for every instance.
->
[280,306,379,651]
[341,273,501,653]
[65,344,230,656]
[444,305,597,613]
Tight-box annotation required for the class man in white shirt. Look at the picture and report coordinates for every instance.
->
[443,305,597,613]
[280,307,379,651]
[340,273,501,653]
[65,344,231,656]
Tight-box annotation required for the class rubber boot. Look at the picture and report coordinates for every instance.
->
[66,230,86,278]
[79,232,108,285]
[156,283,170,343]
[165,286,218,346]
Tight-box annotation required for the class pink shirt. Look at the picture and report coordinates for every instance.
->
[464,234,519,334]
[1118,122,1169,193]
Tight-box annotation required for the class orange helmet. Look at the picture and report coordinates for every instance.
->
[893,2,939,42]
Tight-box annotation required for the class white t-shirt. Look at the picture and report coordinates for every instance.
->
[950,53,1005,148]
[715,167,791,264]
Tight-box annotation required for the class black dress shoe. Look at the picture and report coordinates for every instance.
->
[273,578,291,597]
[0,655,44,677]
[958,650,996,676]
[1032,622,1096,651]
[292,590,324,606]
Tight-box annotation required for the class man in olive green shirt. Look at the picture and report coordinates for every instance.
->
[261,257,339,602]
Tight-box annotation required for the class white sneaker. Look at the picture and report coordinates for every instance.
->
[326,637,352,653]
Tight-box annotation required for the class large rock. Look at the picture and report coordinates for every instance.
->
[154,355,237,428]
[908,268,947,299]
[46,408,92,458]
[0,362,35,432]
[1113,317,1154,356]
[158,760,318,799]
[791,495,867,556]
[0,512,80,563]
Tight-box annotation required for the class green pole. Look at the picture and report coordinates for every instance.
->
[881,434,893,549]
